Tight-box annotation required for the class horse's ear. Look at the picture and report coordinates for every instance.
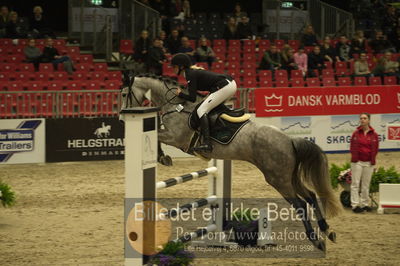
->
[129,75,135,88]
[122,70,133,87]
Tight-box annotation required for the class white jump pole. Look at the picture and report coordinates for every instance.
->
[121,107,159,266]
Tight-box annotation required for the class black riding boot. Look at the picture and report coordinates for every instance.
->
[194,114,213,152]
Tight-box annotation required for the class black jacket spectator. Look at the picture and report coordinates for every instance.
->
[308,46,325,76]
[237,16,252,39]
[147,39,166,75]
[301,25,318,46]
[6,12,28,39]
[166,29,181,54]
[223,17,238,40]
[0,6,9,37]
[369,31,393,54]
[133,30,151,62]
[351,30,367,54]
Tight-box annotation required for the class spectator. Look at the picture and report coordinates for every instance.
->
[195,37,216,67]
[301,25,318,46]
[170,0,183,19]
[166,29,181,54]
[158,30,167,42]
[335,35,352,62]
[6,11,28,39]
[30,6,54,38]
[350,112,379,213]
[294,46,308,76]
[320,36,337,63]
[354,52,372,77]
[0,5,9,37]
[133,30,151,62]
[369,30,394,54]
[281,45,297,72]
[177,36,195,62]
[147,39,166,75]
[258,44,282,70]
[237,16,253,39]
[351,30,367,55]
[223,17,238,40]
[182,0,192,20]
[307,46,325,77]
[42,38,74,74]
[233,3,247,23]
[24,38,42,71]
[373,51,399,77]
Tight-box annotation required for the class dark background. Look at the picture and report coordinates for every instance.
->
[0,0,349,32]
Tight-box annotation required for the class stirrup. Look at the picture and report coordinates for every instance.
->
[193,144,213,152]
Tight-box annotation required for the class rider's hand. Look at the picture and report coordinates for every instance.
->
[175,88,182,95]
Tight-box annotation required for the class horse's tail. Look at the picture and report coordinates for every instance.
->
[291,137,341,218]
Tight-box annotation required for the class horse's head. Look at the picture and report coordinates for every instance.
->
[119,71,149,122]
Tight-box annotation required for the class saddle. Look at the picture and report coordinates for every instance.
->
[188,103,251,145]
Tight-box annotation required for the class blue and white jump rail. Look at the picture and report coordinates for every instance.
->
[121,107,272,266]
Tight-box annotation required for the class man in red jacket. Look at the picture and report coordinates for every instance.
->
[350,113,379,213]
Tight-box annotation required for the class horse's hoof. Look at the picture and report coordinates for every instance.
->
[328,232,336,243]
[317,241,326,251]
[158,155,173,166]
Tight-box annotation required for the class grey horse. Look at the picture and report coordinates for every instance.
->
[119,73,341,250]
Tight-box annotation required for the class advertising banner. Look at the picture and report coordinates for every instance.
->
[255,86,400,117]
[252,113,400,152]
[0,119,45,164]
[46,117,124,162]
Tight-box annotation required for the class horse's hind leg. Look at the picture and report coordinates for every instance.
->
[285,196,326,251]
[304,192,336,243]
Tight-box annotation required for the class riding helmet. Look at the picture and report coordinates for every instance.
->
[171,53,192,68]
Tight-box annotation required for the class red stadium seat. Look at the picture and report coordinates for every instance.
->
[337,77,352,86]
[323,61,333,69]
[72,72,88,80]
[384,76,397,85]
[211,62,225,72]
[242,53,256,62]
[335,61,348,69]
[322,77,336,87]
[322,69,335,78]
[274,39,285,48]
[105,80,121,90]
[228,40,241,48]
[67,46,81,56]
[243,78,258,88]
[275,70,288,79]
[35,72,51,81]
[242,70,256,78]
[79,54,94,63]
[18,63,35,72]
[242,46,255,53]
[258,70,273,79]
[39,63,54,72]
[8,81,24,91]
[275,78,289,87]
[53,72,68,82]
[48,81,64,91]
[16,72,33,82]
[368,76,382,86]
[108,71,122,81]
[212,39,226,47]
[258,77,273,87]
[26,81,45,91]
[1,63,17,72]
[120,40,134,54]
[258,39,270,50]
[354,76,367,86]
[67,81,82,90]
[93,63,108,72]
[288,40,300,49]
[75,63,92,72]
[290,78,305,87]
[290,70,303,79]
[87,81,102,90]
[306,77,321,87]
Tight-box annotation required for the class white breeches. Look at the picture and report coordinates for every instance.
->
[350,161,374,208]
[197,79,237,118]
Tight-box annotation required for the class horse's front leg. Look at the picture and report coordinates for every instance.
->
[157,129,174,166]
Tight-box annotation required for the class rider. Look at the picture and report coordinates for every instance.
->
[171,53,237,152]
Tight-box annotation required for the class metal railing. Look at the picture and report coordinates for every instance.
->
[0,90,122,119]
[308,0,355,38]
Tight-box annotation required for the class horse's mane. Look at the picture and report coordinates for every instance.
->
[136,73,185,89]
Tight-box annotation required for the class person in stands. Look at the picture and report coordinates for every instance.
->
[350,113,379,213]
[259,44,281,71]
[24,38,42,71]
[171,53,236,152]
[195,37,216,68]
[41,38,74,74]
[147,39,166,75]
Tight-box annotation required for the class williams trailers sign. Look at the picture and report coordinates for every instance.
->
[46,118,124,162]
